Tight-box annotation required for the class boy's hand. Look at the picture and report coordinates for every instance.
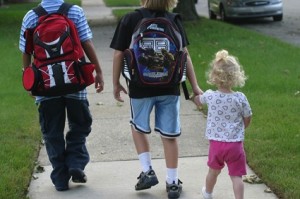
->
[193,94,202,107]
[94,72,104,93]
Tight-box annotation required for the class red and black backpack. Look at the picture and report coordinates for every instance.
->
[22,3,94,96]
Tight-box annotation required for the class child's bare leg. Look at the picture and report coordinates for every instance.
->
[230,176,244,199]
[161,137,178,168]
[205,168,221,193]
[161,137,179,184]
[131,126,150,154]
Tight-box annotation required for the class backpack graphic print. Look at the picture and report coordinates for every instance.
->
[123,9,187,88]
[22,3,95,96]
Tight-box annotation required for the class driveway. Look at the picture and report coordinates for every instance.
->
[196,0,300,47]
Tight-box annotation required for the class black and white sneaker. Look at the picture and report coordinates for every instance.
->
[166,180,183,199]
[69,168,87,183]
[135,167,159,191]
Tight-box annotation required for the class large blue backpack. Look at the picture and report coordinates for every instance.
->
[122,9,189,99]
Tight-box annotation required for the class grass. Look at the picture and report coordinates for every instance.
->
[0,3,41,199]
[0,1,80,198]
[1,1,300,198]
[111,7,300,199]
[103,0,139,7]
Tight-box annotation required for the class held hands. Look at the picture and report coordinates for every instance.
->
[193,85,203,96]
[193,94,202,107]
[192,85,203,107]
[190,85,203,107]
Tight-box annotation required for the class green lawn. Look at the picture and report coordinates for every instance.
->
[0,1,80,198]
[103,0,139,7]
[1,1,299,198]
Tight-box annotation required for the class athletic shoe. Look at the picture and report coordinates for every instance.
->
[69,168,87,183]
[135,168,159,190]
[166,180,183,199]
[202,187,213,199]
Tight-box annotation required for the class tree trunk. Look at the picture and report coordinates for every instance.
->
[173,0,199,21]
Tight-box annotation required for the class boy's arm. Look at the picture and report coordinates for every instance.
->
[193,94,203,107]
[22,53,31,69]
[81,39,104,93]
[183,47,203,96]
[112,50,128,102]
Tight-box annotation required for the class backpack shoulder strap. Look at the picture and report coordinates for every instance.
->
[57,3,73,15]
[136,8,155,18]
[32,5,48,17]
[32,3,73,17]
[167,12,179,21]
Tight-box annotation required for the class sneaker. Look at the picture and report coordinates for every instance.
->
[69,168,87,183]
[135,168,159,191]
[166,180,183,199]
[202,187,213,199]
[53,176,70,191]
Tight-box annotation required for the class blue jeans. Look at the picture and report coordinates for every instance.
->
[38,97,92,187]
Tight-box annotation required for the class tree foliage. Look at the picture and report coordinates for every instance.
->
[173,0,199,21]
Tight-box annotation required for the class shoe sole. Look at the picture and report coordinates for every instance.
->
[55,186,69,191]
[166,184,182,199]
[167,188,182,199]
[168,192,181,199]
[69,168,87,183]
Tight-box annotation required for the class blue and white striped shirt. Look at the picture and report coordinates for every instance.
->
[19,0,92,103]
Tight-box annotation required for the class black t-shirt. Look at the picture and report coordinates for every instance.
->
[110,8,189,98]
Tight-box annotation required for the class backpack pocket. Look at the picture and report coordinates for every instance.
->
[29,61,86,96]
[22,66,39,91]
[122,49,137,81]
[79,62,95,86]
[174,50,187,83]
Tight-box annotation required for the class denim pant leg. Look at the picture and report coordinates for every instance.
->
[38,98,70,187]
[65,98,92,170]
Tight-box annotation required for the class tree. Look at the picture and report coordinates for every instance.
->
[173,0,199,21]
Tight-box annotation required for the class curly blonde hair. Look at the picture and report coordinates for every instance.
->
[207,50,247,88]
[140,0,178,11]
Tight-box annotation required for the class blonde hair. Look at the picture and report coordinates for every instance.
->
[207,50,247,88]
[140,0,178,11]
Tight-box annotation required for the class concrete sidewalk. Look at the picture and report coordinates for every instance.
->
[27,1,278,199]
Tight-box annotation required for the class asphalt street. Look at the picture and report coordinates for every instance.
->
[196,0,300,47]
